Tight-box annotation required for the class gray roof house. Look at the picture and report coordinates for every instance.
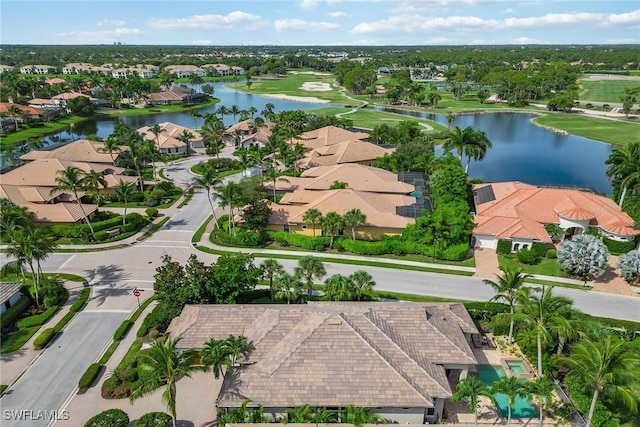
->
[0,282,23,316]
[167,302,479,424]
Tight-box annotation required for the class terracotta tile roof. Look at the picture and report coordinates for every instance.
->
[0,103,43,116]
[20,139,123,164]
[138,121,202,149]
[473,182,639,240]
[298,140,394,169]
[167,302,478,408]
[226,119,275,134]
[51,92,88,100]
[0,184,67,204]
[146,91,184,102]
[0,159,129,188]
[270,189,416,228]
[294,126,370,150]
[25,202,98,223]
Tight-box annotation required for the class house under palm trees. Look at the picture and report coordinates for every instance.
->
[137,122,204,155]
[167,302,479,424]
[223,119,275,149]
[20,139,126,165]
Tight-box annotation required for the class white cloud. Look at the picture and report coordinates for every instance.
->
[275,19,340,32]
[55,28,143,43]
[351,14,500,34]
[96,19,126,27]
[298,0,320,9]
[502,8,515,14]
[326,0,342,3]
[148,11,262,30]
[328,11,349,18]
[191,39,213,45]
[604,10,640,26]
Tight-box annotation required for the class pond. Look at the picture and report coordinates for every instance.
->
[37,84,614,193]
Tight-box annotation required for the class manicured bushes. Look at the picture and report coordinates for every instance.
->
[145,207,159,218]
[516,248,540,265]
[531,242,550,258]
[603,236,637,255]
[270,231,330,251]
[497,239,513,254]
[464,301,509,322]
[15,306,58,329]
[84,409,129,427]
[442,243,470,261]
[0,296,31,329]
[33,327,56,349]
[51,214,149,240]
[137,302,180,337]
[133,412,172,427]
[70,288,91,313]
[94,230,109,241]
[78,363,102,389]
[113,320,133,341]
[546,249,557,258]
[40,278,68,307]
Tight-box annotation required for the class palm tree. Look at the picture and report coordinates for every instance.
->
[82,169,107,205]
[605,142,640,207]
[527,376,555,427]
[7,228,55,305]
[261,103,275,120]
[462,129,492,173]
[349,270,376,301]
[224,334,253,367]
[343,208,367,240]
[248,106,257,119]
[294,256,326,297]
[286,404,314,423]
[102,136,121,165]
[451,376,491,425]
[554,336,640,427]
[341,405,383,426]
[200,338,231,380]
[302,208,323,237]
[491,376,529,425]
[194,164,222,228]
[190,109,203,130]
[149,123,166,150]
[176,129,194,152]
[273,272,303,304]
[0,199,35,240]
[214,181,240,234]
[130,337,199,427]
[229,105,241,122]
[323,274,354,301]
[265,168,289,202]
[260,258,284,299]
[321,211,344,249]
[201,115,225,160]
[234,148,255,175]
[51,166,94,235]
[215,105,230,120]
[485,267,532,345]
[443,125,493,173]
[513,286,574,377]
[114,180,137,225]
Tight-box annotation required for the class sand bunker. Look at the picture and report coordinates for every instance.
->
[260,93,331,104]
[300,82,332,92]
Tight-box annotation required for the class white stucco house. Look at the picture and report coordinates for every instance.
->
[1,282,23,316]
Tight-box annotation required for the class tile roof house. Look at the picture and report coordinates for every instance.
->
[0,282,23,316]
[164,65,207,78]
[472,181,640,251]
[138,121,204,154]
[145,86,206,106]
[20,139,124,165]
[223,119,275,148]
[167,302,479,424]
[268,188,420,239]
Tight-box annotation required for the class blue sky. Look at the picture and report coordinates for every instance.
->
[2,1,639,45]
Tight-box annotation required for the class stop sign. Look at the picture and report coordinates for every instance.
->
[133,290,141,297]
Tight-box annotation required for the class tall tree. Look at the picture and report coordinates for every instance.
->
[194,164,222,228]
[229,105,241,122]
[349,270,376,301]
[554,336,640,427]
[273,272,303,304]
[513,286,574,377]
[527,376,555,427]
[149,123,166,151]
[323,274,354,301]
[114,180,137,225]
[0,199,35,240]
[321,211,344,249]
[605,142,640,207]
[294,256,326,298]
[82,169,107,205]
[343,208,367,240]
[214,181,240,234]
[451,376,491,425]
[201,115,225,160]
[190,109,202,130]
[443,125,493,173]
[491,376,530,425]
[260,258,284,300]
[130,337,199,427]
[51,166,94,235]
[302,208,323,237]
[485,267,531,345]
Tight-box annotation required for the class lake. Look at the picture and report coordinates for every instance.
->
[44,83,614,193]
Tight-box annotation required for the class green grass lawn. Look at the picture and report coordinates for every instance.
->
[0,116,89,146]
[102,187,182,209]
[0,327,40,353]
[533,113,640,145]
[319,107,447,132]
[237,73,348,104]
[578,78,640,103]
[98,98,219,117]
[498,255,570,278]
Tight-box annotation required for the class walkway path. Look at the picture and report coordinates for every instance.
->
[473,248,500,279]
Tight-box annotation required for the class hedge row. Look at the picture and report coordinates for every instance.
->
[269,231,330,251]
[133,412,172,427]
[0,296,31,329]
[15,306,58,329]
[603,236,637,255]
[114,320,133,341]
[78,363,102,389]
[70,288,91,313]
[33,327,56,349]
[464,301,510,322]
[84,409,129,427]
[497,239,512,254]
[51,213,149,239]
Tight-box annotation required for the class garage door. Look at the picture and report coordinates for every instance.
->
[474,235,497,249]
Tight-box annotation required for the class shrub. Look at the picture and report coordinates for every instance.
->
[94,230,109,241]
[531,242,549,258]
[53,312,75,333]
[546,249,557,258]
[133,412,172,427]
[442,243,470,261]
[564,376,619,427]
[70,288,91,313]
[40,277,68,307]
[145,207,159,218]
[15,306,58,329]
[33,328,56,349]
[496,239,513,254]
[120,223,137,233]
[137,302,181,337]
[269,231,330,251]
[78,363,102,389]
[0,296,31,329]
[603,236,637,255]
[114,320,132,341]
[464,301,509,322]
[84,409,129,427]
[516,248,540,265]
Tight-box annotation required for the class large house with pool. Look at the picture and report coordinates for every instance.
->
[471,181,640,250]
[167,302,480,424]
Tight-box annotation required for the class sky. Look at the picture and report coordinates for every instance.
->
[1,0,639,46]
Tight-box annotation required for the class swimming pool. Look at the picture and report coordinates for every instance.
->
[476,365,539,418]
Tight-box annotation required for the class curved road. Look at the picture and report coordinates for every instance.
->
[1,154,639,427]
